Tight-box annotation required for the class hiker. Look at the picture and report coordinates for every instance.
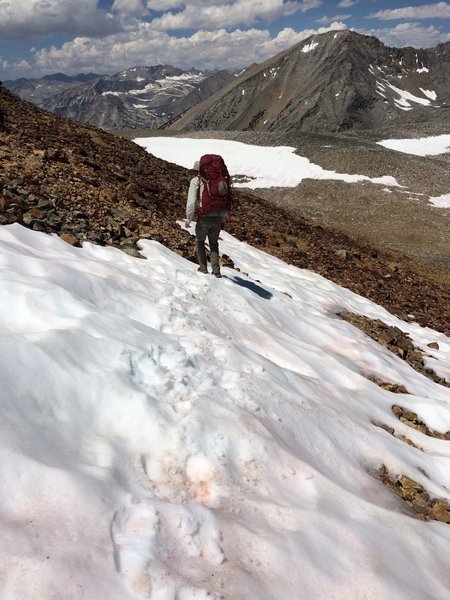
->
[185,155,231,278]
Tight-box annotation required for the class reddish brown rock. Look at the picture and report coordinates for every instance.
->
[60,232,79,246]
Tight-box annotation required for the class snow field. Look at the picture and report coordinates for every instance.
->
[134,136,400,189]
[0,223,450,599]
[429,193,450,208]
[135,135,450,208]
[375,135,450,206]
[376,134,450,157]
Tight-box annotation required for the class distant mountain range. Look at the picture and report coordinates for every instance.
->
[4,30,450,133]
[4,73,104,104]
[5,66,235,130]
[167,30,450,133]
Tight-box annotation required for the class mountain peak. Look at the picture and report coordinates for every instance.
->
[168,32,450,133]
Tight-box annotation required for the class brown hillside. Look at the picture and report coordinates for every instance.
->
[0,84,449,334]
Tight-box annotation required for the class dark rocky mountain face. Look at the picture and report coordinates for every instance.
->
[5,66,234,131]
[167,30,450,133]
[4,73,103,105]
[0,83,449,333]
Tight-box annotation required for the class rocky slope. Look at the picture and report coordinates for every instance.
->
[6,66,234,131]
[0,83,449,335]
[167,30,450,133]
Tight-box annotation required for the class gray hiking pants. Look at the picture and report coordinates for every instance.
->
[195,216,223,275]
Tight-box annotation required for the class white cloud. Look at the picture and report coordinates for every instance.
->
[0,57,32,78]
[0,0,124,40]
[146,0,186,10]
[291,0,324,11]
[149,0,323,31]
[357,22,450,48]
[15,59,32,71]
[338,0,358,6]
[112,0,148,17]
[33,22,345,75]
[0,0,328,78]
[316,14,350,25]
[371,2,450,21]
[146,0,323,14]
[0,57,11,71]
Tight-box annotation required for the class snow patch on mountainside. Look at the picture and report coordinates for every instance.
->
[429,193,450,208]
[302,41,319,53]
[377,134,450,156]
[369,64,440,110]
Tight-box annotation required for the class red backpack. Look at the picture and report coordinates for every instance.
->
[197,154,231,216]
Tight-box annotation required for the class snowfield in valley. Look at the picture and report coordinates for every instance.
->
[135,136,401,189]
[376,134,450,157]
[376,134,450,207]
[134,135,450,207]
[1,223,450,599]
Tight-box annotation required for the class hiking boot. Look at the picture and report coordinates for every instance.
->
[213,272,222,278]
[197,266,208,274]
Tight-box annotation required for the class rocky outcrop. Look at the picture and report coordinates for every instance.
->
[380,466,450,524]
[1,83,449,335]
[167,30,450,133]
[339,312,449,386]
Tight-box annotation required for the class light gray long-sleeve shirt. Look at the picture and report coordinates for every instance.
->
[186,175,228,222]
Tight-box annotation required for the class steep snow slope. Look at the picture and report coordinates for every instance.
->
[1,223,449,599]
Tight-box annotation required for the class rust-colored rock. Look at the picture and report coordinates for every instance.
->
[379,466,450,525]
[430,501,450,524]
[60,232,79,246]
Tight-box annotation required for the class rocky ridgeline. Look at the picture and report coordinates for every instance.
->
[38,67,235,131]
[0,84,193,257]
[0,83,449,337]
[0,148,184,257]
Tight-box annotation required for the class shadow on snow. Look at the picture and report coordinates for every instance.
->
[228,275,273,300]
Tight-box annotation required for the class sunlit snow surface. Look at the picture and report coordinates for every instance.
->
[377,134,450,156]
[1,224,450,600]
[429,194,450,208]
[134,137,400,189]
[301,41,319,53]
[375,135,450,207]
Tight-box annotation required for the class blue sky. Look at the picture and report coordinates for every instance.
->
[1,1,449,81]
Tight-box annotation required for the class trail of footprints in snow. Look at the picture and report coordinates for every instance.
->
[111,493,225,598]
[110,267,290,596]
[112,273,234,597]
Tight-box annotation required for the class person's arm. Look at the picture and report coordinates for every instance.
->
[185,176,199,226]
